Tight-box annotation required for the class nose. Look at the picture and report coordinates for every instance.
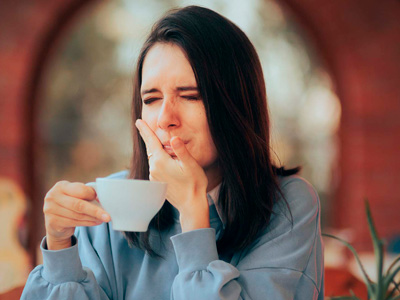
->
[157,97,180,130]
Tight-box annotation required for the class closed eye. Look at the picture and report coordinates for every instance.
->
[143,98,161,105]
[143,96,200,104]
[181,96,200,101]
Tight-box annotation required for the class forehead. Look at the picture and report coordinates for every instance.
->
[141,43,197,89]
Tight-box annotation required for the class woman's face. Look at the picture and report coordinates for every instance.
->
[140,43,220,183]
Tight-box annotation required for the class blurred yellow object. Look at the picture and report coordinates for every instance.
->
[0,178,30,293]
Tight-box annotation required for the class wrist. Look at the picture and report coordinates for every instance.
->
[180,212,210,232]
[46,235,72,250]
[179,197,210,232]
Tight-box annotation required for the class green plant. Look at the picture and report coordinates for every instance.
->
[323,200,400,300]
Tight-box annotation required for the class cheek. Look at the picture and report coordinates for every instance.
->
[196,123,218,164]
[206,137,218,161]
[141,109,158,130]
[195,141,218,169]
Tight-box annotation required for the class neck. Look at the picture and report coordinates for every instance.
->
[204,163,222,193]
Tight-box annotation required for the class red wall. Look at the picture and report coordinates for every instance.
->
[0,0,97,263]
[0,0,399,262]
[283,0,400,250]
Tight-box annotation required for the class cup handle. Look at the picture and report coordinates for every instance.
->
[85,182,102,208]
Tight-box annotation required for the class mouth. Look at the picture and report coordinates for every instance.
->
[162,141,189,157]
[163,145,177,157]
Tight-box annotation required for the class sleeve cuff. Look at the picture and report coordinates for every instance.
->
[170,228,219,272]
[41,236,87,284]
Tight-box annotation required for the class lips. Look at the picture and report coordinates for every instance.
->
[163,145,177,157]
[162,140,189,157]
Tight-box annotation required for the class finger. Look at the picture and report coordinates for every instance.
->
[135,119,163,155]
[170,136,197,167]
[46,203,102,223]
[54,214,103,228]
[55,194,110,222]
[58,181,97,200]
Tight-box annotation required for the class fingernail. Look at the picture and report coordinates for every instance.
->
[101,214,109,222]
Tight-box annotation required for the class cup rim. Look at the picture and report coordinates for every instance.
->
[95,178,167,186]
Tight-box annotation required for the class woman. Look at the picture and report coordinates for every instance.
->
[22,6,324,299]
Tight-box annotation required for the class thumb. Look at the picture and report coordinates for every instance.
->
[170,137,196,165]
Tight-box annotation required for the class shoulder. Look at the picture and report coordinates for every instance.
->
[233,175,323,271]
[275,175,320,221]
[239,175,321,257]
[278,175,319,203]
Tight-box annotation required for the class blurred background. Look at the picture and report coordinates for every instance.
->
[0,0,399,298]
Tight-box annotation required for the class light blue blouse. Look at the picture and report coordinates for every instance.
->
[21,170,324,299]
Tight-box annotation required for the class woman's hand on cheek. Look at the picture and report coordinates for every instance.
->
[135,119,210,230]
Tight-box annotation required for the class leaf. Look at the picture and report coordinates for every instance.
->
[324,200,400,300]
[328,296,361,300]
[386,255,400,277]
[365,199,385,299]
[349,289,361,300]
[388,294,400,300]
[384,265,400,299]
[386,278,400,300]
[323,233,374,296]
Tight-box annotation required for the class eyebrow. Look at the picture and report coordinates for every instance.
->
[141,86,198,96]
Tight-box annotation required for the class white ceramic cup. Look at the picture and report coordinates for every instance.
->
[86,178,167,232]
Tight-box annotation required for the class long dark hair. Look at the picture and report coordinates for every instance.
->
[126,5,299,256]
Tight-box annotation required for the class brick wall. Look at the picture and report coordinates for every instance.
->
[0,0,96,264]
[283,0,400,250]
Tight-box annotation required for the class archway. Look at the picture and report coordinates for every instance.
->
[27,0,340,266]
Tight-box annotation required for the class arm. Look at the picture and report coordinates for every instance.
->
[21,171,130,299]
[170,177,324,300]
[21,235,112,300]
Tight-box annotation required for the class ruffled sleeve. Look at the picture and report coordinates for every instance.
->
[21,236,112,300]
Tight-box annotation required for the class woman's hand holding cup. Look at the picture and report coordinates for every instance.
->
[43,181,110,250]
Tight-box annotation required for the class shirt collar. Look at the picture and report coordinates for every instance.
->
[207,183,225,228]
[207,183,221,206]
